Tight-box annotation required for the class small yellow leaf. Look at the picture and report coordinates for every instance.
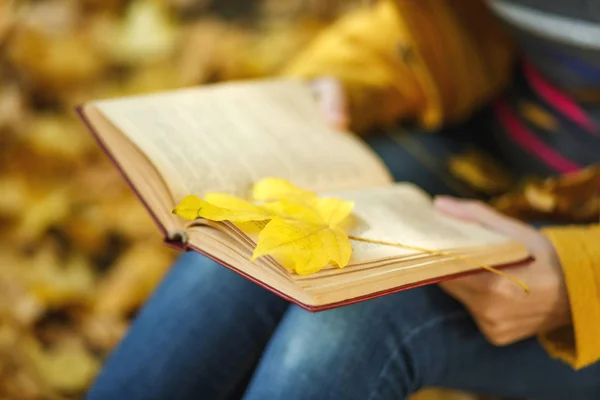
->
[173,194,272,222]
[172,195,205,220]
[23,336,100,392]
[252,177,315,201]
[519,101,558,131]
[252,216,352,275]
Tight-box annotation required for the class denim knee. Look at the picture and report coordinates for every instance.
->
[244,287,471,400]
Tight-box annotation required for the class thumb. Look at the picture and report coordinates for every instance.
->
[434,196,534,240]
[310,77,349,130]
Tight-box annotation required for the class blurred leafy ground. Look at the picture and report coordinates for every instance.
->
[0,1,478,399]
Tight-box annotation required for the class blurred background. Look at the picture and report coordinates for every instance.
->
[0,1,479,399]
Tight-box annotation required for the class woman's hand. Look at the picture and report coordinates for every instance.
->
[434,196,572,346]
[310,77,349,131]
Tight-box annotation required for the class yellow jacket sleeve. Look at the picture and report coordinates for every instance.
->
[283,0,515,133]
[541,225,600,369]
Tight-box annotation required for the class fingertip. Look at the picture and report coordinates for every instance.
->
[332,113,349,131]
[433,195,479,222]
[433,195,460,210]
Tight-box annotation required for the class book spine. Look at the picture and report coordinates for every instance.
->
[164,230,188,250]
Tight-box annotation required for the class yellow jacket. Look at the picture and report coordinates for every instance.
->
[284,0,600,370]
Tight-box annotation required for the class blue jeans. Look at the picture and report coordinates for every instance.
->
[87,127,600,399]
[87,253,600,400]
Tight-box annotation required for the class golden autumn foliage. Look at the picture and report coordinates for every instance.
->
[449,150,600,223]
[493,165,600,222]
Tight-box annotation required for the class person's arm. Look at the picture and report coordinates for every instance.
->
[283,0,515,133]
[541,225,600,369]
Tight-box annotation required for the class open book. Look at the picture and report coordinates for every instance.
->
[78,80,530,311]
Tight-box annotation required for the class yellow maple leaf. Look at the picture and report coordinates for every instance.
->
[252,216,352,275]
[252,179,354,273]
[172,178,354,274]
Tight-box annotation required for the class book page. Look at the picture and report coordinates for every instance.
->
[332,183,515,264]
[92,79,391,202]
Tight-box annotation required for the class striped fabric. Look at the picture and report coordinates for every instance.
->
[490,60,600,176]
[485,0,600,176]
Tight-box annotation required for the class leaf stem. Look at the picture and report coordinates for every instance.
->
[348,236,530,293]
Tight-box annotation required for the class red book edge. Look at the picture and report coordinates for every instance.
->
[76,105,535,313]
[77,105,169,239]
